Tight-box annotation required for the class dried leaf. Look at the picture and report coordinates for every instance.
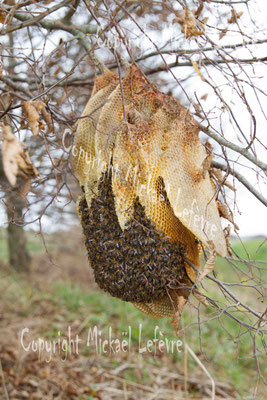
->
[223,180,236,191]
[174,8,204,39]
[64,382,79,395]
[224,225,233,256]
[212,168,236,191]
[0,10,9,24]
[201,93,208,101]
[41,107,53,134]
[53,65,63,77]
[194,0,204,18]
[205,140,213,152]
[1,124,39,186]
[228,9,243,24]
[212,167,224,181]
[191,60,205,81]
[195,153,213,181]
[219,28,228,40]
[193,290,208,306]
[198,240,216,282]
[24,101,46,136]
[170,295,187,334]
[201,153,213,176]
[218,202,239,230]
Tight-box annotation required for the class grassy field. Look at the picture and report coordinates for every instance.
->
[0,229,266,399]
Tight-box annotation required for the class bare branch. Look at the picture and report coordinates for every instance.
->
[200,124,267,173]
[212,159,267,207]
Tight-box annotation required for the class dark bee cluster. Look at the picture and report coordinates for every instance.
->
[78,172,186,303]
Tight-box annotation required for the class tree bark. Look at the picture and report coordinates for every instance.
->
[0,147,31,272]
[5,190,31,272]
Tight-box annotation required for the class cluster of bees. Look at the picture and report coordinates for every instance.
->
[78,172,187,303]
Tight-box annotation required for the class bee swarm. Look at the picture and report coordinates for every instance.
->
[78,172,187,303]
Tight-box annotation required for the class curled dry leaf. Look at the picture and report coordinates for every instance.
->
[41,107,53,134]
[228,9,243,24]
[24,101,46,136]
[201,93,208,101]
[193,289,208,306]
[191,60,205,81]
[195,0,204,18]
[173,8,204,39]
[212,168,236,191]
[220,10,243,39]
[218,202,239,230]
[219,28,228,40]
[198,240,216,282]
[224,224,233,256]
[0,9,10,24]
[201,153,213,177]
[194,152,213,182]
[170,295,188,334]
[1,124,39,186]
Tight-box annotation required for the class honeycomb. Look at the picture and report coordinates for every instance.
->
[72,69,118,207]
[72,65,227,319]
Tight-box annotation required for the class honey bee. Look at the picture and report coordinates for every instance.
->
[78,171,185,303]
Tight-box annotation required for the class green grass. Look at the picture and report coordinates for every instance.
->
[52,284,264,394]
[1,274,265,398]
[231,238,267,261]
[0,230,266,398]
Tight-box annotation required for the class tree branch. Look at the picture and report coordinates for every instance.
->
[212,159,267,207]
[0,2,98,35]
[137,39,267,63]
[200,124,267,173]
[145,57,267,76]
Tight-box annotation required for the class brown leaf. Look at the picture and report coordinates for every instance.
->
[195,153,213,181]
[174,8,204,39]
[170,295,187,334]
[193,290,208,306]
[201,93,208,101]
[212,168,236,191]
[198,240,216,282]
[194,0,204,18]
[64,382,79,395]
[0,10,9,24]
[224,224,233,256]
[219,28,228,40]
[218,202,239,230]
[27,378,39,388]
[191,60,205,81]
[1,124,39,186]
[24,101,46,136]
[228,9,243,24]
[205,140,213,152]
[41,107,53,133]
[202,152,213,176]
